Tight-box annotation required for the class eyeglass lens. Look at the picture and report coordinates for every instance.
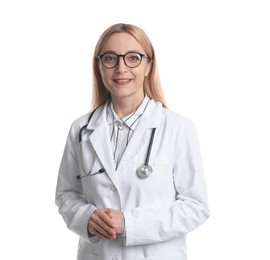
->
[100,53,143,68]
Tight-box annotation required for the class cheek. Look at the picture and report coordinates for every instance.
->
[99,68,110,85]
[100,70,106,82]
[135,65,150,79]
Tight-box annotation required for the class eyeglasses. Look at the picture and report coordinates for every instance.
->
[97,52,150,69]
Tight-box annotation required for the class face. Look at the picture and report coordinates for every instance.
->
[98,32,152,103]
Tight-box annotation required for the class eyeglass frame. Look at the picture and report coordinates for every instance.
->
[97,52,151,69]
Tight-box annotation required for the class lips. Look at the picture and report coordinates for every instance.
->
[113,78,132,85]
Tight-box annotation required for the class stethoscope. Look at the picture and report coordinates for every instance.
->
[76,107,156,179]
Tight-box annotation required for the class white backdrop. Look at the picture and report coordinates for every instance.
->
[0,0,269,259]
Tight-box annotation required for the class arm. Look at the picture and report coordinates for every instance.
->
[123,120,210,246]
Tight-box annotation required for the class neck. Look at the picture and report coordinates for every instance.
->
[112,95,145,118]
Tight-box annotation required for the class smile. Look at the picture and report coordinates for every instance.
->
[113,79,132,85]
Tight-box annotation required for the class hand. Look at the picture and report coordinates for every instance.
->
[105,208,124,235]
[88,209,117,240]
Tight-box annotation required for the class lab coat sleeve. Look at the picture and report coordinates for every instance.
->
[124,119,210,246]
[55,123,99,243]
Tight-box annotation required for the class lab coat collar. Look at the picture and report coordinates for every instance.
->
[86,98,162,131]
[86,104,117,185]
[106,95,150,131]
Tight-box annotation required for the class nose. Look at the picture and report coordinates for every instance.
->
[116,56,127,72]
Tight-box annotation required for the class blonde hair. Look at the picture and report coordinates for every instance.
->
[91,23,168,109]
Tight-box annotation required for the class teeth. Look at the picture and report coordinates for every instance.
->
[116,79,129,83]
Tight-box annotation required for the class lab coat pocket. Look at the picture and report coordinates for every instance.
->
[126,163,175,205]
[78,250,100,260]
[132,162,173,184]
[77,239,101,260]
[137,253,183,260]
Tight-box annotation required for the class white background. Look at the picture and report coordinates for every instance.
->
[0,0,269,259]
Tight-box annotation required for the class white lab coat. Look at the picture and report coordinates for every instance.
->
[55,99,210,260]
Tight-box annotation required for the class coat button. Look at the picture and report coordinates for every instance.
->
[110,185,117,192]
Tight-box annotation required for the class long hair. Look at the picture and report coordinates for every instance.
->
[91,23,168,109]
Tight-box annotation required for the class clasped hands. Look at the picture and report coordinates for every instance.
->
[88,208,124,240]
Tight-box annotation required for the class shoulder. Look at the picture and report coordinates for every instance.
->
[67,105,103,136]
[158,107,200,147]
[70,104,106,129]
[71,112,92,130]
[148,99,196,131]
[160,105,196,130]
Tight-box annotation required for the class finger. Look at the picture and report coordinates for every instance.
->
[89,211,116,237]
[89,219,116,239]
[105,208,122,218]
[105,209,124,235]
[93,218,116,238]
[96,209,116,228]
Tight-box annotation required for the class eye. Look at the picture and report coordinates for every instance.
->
[102,54,117,63]
[126,53,141,63]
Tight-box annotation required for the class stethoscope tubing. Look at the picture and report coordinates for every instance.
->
[77,167,105,179]
[144,128,156,166]
[79,106,99,143]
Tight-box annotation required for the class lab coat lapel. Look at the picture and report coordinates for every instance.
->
[116,100,162,172]
[87,104,118,186]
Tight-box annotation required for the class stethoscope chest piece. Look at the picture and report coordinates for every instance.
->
[136,165,153,179]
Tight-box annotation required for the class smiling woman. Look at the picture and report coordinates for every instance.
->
[55,23,210,260]
[91,23,167,112]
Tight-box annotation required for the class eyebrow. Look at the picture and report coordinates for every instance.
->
[100,50,144,55]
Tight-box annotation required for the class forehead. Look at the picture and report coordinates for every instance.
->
[100,32,145,54]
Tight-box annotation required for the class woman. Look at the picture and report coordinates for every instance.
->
[56,23,210,260]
